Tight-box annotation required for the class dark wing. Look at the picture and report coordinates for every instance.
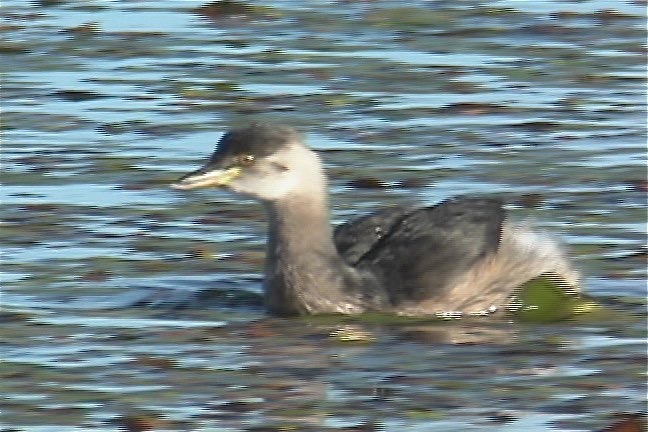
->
[351,197,505,305]
[334,205,414,265]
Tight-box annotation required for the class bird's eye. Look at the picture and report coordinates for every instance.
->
[239,154,256,166]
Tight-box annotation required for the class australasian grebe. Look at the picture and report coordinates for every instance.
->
[172,123,580,317]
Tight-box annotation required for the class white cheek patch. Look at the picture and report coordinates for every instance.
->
[231,168,296,201]
[227,143,325,202]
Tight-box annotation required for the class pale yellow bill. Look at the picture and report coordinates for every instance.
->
[171,166,242,190]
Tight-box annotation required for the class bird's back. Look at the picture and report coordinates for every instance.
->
[334,197,505,306]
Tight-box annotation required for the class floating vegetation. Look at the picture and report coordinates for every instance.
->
[509,275,600,323]
[193,0,278,21]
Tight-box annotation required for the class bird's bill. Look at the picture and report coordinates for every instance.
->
[171,165,242,190]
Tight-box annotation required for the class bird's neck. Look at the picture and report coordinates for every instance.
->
[263,191,354,315]
[267,192,336,255]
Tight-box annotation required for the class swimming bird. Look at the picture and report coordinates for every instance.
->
[171,123,580,317]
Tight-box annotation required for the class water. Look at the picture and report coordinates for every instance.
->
[1,1,646,431]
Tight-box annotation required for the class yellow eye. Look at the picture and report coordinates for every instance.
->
[239,154,255,166]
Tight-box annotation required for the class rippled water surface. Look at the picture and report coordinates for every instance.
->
[2,1,646,431]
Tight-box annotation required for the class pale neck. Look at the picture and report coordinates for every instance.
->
[266,189,338,259]
[263,185,365,315]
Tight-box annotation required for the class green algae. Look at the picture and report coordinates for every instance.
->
[511,275,598,323]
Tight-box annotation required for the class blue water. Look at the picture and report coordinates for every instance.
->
[1,1,646,431]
